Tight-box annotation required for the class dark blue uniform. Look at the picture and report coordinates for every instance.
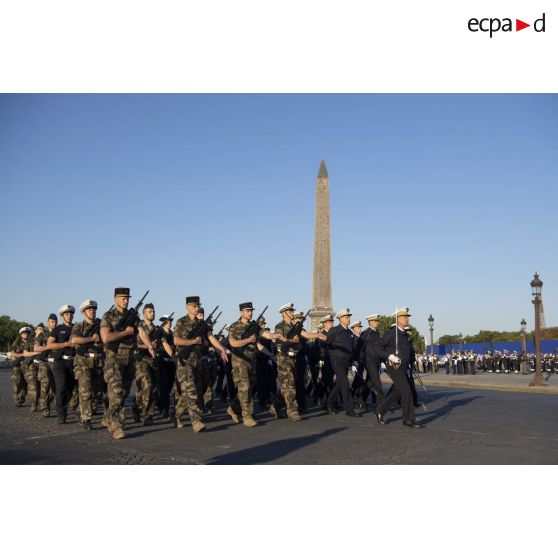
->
[376,325,416,423]
[324,324,357,414]
[360,327,386,404]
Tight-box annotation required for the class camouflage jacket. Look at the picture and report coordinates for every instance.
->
[34,330,51,362]
[10,337,25,365]
[100,308,136,353]
[72,319,103,357]
[136,320,156,359]
[23,335,36,365]
[275,320,301,358]
[229,319,262,361]
[174,314,211,362]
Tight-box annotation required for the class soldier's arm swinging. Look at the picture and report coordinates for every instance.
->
[208,334,228,363]
[137,324,155,358]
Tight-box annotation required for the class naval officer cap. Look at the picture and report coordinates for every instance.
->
[114,287,130,297]
[366,314,380,321]
[350,320,362,330]
[319,314,334,324]
[294,311,305,320]
[186,296,200,305]
[278,302,295,313]
[79,299,98,313]
[239,302,254,311]
[392,307,411,318]
[58,304,75,316]
[19,326,33,334]
[335,308,352,319]
[159,314,174,323]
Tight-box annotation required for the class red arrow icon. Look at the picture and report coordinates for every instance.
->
[516,19,530,31]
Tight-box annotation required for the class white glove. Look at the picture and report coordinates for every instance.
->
[388,354,401,367]
[351,365,358,373]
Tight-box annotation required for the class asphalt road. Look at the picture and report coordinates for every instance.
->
[1,370,557,464]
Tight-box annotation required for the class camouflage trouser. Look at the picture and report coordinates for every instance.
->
[175,356,204,425]
[24,361,40,408]
[231,356,256,418]
[133,356,155,420]
[11,365,27,405]
[274,354,299,417]
[38,361,56,412]
[74,355,104,422]
[197,356,217,410]
[103,350,135,431]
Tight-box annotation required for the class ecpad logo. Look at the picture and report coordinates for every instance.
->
[468,13,546,37]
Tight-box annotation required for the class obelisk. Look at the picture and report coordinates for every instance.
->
[310,160,334,332]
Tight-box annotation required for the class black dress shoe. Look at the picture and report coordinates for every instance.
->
[374,411,385,425]
[403,420,425,429]
[326,406,337,415]
[83,420,92,431]
[346,410,362,417]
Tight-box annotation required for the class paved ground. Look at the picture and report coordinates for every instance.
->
[1,370,557,464]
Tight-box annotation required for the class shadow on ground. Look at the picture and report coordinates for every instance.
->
[206,427,346,464]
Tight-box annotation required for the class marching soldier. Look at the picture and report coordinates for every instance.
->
[9,327,31,407]
[47,305,78,424]
[227,302,283,427]
[23,324,41,411]
[71,300,104,431]
[132,303,157,426]
[360,313,386,406]
[173,296,227,432]
[100,288,155,440]
[375,307,424,428]
[156,314,175,419]
[34,314,58,417]
[324,308,362,417]
[195,307,218,414]
[272,303,324,421]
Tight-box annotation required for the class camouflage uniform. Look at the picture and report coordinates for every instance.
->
[10,338,27,406]
[35,330,56,416]
[72,319,104,423]
[273,320,300,419]
[173,315,206,430]
[23,335,40,411]
[228,320,262,419]
[132,320,156,422]
[100,308,137,433]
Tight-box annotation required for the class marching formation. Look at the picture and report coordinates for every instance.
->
[8,287,426,441]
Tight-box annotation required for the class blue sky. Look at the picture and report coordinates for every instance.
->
[1,94,556,340]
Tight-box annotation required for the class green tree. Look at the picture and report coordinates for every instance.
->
[0,315,33,351]
[376,315,423,353]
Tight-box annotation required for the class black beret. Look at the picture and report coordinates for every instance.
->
[114,287,130,297]
[186,296,200,304]
[198,307,205,314]
[239,302,254,311]
[144,303,154,310]
[48,313,58,321]
[36,322,45,329]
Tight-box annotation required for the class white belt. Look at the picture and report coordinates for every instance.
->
[86,353,101,359]
[33,359,42,364]
[62,355,73,361]
[47,357,55,363]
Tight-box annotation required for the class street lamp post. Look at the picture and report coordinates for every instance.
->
[459,332,463,351]
[428,314,434,356]
[529,273,547,387]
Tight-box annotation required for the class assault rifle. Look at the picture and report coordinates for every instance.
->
[209,311,222,329]
[76,318,102,356]
[176,306,219,360]
[150,312,175,343]
[106,290,149,352]
[286,309,311,339]
[241,306,268,340]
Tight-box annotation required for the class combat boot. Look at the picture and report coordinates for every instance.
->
[42,408,50,418]
[83,420,92,431]
[132,407,141,423]
[192,420,206,433]
[174,416,184,428]
[112,428,126,440]
[143,416,154,426]
[243,415,257,427]
[227,406,240,424]
[288,413,301,422]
